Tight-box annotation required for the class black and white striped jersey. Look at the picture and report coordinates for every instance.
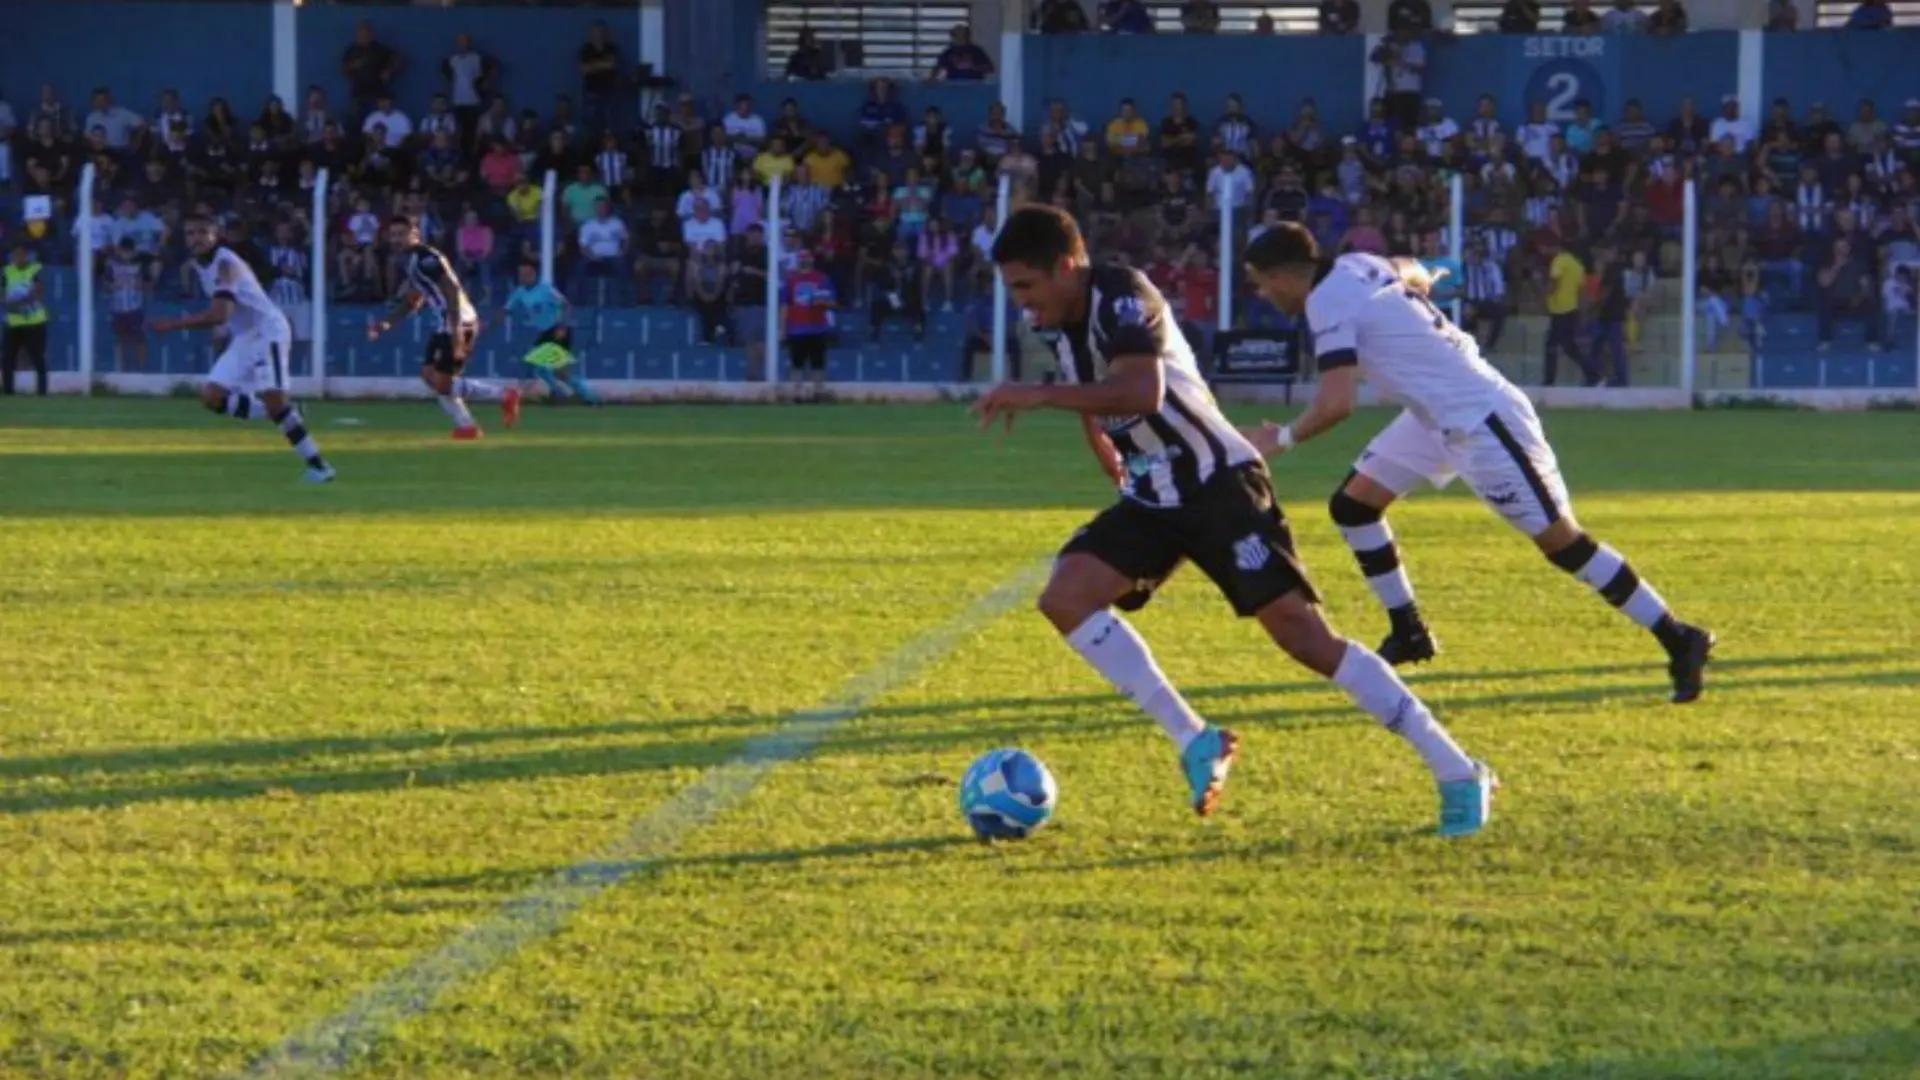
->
[1051,265,1260,510]
[398,243,478,331]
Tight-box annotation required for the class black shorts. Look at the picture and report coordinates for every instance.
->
[1062,463,1318,618]
[786,334,829,372]
[425,323,479,375]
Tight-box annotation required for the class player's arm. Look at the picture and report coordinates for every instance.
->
[1081,413,1125,487]
[972,351,1163,430]
[972,289,1167,428]
[368,287,423,338]
[1250,296,1360,456]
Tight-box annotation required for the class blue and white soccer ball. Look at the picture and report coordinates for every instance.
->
[959,748,1058,840]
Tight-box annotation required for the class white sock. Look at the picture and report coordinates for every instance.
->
[455,377,502,401]
[1064,611,1208,750]
[438,394,477,429]
[1332,641,1475,783]
[1338,519,1417,610]
[1574,542,1673,629]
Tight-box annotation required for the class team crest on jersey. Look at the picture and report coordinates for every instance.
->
[1232,534,1272,572]
[1111,297,1146,326]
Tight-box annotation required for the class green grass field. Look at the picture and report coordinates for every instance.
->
[0,398,1915,1080]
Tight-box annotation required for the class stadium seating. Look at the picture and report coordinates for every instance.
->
[6,2,1918,393]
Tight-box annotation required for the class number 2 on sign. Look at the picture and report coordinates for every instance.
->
[1544,71,1581,122]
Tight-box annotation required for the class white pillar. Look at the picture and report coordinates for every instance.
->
[640,0,664,72]
[78,164,97,395]
[999,33,1024,131]
[540,171,558,287]
[1736,30,1764,143]
[312,168,330,398]
[990,173,1012,383]
[273,0,299,109]
[765,174,784,385]
[1681,178,1698,397]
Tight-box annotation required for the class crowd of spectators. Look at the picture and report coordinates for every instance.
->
[1,1,1915,382]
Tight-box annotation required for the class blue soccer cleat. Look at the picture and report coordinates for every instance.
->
[1438,759,1499,838]
[1180,726,1240,818]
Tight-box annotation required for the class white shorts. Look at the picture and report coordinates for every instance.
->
[208,327,293,395]
[1353,393,1572,538]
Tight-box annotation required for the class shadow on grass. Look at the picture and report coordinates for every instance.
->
[1478,1025,1920,1080]
[0,895,494,948]
[1,652,1912,815]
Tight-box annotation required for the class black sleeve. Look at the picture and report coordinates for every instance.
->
[1093,271,1172,359]
[414,247,444,278]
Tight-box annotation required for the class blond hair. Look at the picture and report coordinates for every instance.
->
[1392,257,1444,297]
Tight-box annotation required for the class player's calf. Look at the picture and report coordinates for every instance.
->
[1255,593,1489,834]
[1541,526,1715,703]
[1042,555,1234,815]
[258,390,334,483]
[1329,479,1436,666]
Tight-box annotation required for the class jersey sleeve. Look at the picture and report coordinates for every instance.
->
[1092,274,1170,359]
[211,253,239,303]
[414,248,445,279]
[1305,281,1359,372]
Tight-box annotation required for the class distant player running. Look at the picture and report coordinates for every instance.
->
[367,216,520,439]
[1241,223,1715,702]
[152,214,334,484]
[973,206,1496,836]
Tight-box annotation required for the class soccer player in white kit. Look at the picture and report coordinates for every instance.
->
[1242,223,1715,704]
[152,215,335,484]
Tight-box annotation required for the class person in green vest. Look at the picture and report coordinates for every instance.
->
[3,242,50,396]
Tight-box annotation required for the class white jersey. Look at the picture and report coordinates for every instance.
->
[1051,264,1259,509]
[1306,252,1512,432]
[195,246,291,341]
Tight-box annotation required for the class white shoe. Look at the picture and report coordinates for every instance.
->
[304,465,337,484]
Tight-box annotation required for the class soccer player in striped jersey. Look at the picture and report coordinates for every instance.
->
[151,215,333,483]
[1241,223,1715,703]
[973,206,1495,837]
[367,216,520,439]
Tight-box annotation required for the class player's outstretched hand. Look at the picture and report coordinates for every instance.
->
[149,317,179,334]
[1243,421,1291,458]
[366,320,385,342]
[970,382,1047,432]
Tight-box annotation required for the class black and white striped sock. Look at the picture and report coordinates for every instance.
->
[1551,533,1683,648]
[268,404,327,469]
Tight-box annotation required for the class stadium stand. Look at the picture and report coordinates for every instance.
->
[2,0,1916,392]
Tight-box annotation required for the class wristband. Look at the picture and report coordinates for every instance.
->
[1273,424,1296,452]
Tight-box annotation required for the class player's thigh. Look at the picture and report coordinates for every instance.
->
[207,337,257,392]
[1180,464,1321,618]
[258,330,292,397]
[1455,401,1575,541]
[1354,409,1458,496]
[1047,500,1186,627]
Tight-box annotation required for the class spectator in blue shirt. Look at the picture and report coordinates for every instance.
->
[930,25,995,81]
[1102,0,1156,34]
[1846,1,1893,30]
[855,79,908,156]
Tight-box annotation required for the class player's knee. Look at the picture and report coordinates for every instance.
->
[199,385,225,410]
[1036,569,1111,635]
[1546,529,1598,573]
[1328,486,1383,528]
